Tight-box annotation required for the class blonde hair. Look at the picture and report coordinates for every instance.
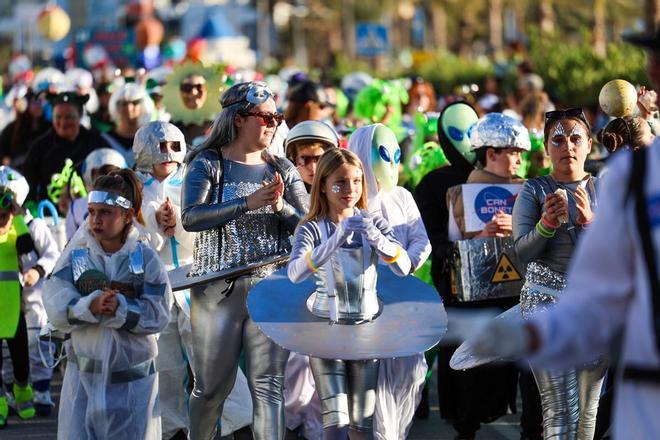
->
[304,148,368,222]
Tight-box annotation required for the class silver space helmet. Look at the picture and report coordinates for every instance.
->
[133,121,187,173]
[468,112,531,151]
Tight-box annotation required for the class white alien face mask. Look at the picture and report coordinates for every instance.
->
[371,125,401,193]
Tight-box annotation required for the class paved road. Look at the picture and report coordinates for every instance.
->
[2,368,521,439]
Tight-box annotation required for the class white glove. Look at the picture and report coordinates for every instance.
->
[471,319,532,360]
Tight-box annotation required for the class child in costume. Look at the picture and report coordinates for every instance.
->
[133,121,252,439]
[287,148,411,439]
[0,166,60,417]
[0,166,41,427]
[43,169,171,439]
[348,124,432,439]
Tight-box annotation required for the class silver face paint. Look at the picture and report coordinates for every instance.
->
[568,123,586,146]
[331,184,341,194]
[550,122,567,148]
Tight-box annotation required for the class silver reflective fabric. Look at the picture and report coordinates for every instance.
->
[451,237,525,302]
[133,121,187,173]
[71,248,90,283]
[0,166,29,207]
[247,266,447,360]
[469,112,531,151]
[520,261,566,318]
[88,191,132,209]
[129,244,145,276]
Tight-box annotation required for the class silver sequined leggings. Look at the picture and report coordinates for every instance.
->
[309,357,379,438]
[189,276,290,440]
[521,262,607,440]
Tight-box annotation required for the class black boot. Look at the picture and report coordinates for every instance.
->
[414,384,430,419]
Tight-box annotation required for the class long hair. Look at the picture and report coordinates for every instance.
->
[187,82,264,162]
[304,148,368,223]
[92,169,145,241]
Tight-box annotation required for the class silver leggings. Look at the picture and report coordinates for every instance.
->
[189,276,290,440]
[309,357,379,439]
[531,359,607,440]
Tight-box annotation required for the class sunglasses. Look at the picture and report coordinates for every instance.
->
[180,83,206,94]
[297,154,323,166]
[240,111,284,128]
[545,108,591,130]
[118,99,142,107]
[319,102,337,110]
[0,192,14,209]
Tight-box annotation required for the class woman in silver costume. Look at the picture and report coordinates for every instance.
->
[287,149,411,439]
[181,81,308,440]
[512,108,606,440]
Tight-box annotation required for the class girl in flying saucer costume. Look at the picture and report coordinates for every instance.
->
[348,123,432,439]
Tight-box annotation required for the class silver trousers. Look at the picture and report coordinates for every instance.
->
[189,276,290,440]
[309,357,379,438]
[531,360,607,440]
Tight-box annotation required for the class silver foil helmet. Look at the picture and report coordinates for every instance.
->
[133,121,187,173]
[0,166,29,207]
[82,148,128,188]
[469,112,531,151]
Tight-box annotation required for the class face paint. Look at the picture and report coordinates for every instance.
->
[569,123,586,145]
[550,121,567,148]
[440,103,479,165]
[371,125,400,192]
[331,184,341,193]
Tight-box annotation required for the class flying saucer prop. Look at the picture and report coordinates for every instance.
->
[247,265,447,360]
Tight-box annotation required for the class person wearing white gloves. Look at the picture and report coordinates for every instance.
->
[287,148,411,439]
[43,169,170,439]
[348,123,431,440]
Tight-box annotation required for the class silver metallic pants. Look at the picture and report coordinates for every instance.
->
[521,262,607,440]
[189,276,290,440]
[309,357,379,439]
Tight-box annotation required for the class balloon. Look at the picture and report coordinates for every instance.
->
[135,16,165,50]
[599,79,638,118]
[36,5,71,42]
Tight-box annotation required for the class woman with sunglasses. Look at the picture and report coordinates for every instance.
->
[512,108,606,439]
[182,81,308,440]
[102,83,154,168]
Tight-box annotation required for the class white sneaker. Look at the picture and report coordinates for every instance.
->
[33,390,54,407]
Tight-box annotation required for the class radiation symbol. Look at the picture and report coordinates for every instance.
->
[491,254,522,283]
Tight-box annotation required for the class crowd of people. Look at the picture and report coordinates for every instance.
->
[0,27,658,440]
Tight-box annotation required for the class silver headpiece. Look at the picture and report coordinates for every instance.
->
[133,121,187,173]
[0,166,29,207]
[469,112,531,151]
[88,191,132,209]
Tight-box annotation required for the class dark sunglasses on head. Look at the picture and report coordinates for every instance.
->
[545,108,591,131]
[297,154,323,166]
[240,111,284,128]
[180,83,206,94]
[0,192,14,210]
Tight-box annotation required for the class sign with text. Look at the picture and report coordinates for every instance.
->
[462,183,522,232]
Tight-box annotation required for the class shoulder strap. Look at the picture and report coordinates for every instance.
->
[629,148,660,354]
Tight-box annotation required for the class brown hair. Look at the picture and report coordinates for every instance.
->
[405,80,437,114]
[92,168,145,231]
[597,116,648,153]
[303,148,368,222]
[286,140,334,163]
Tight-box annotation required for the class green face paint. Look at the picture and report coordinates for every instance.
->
[439,103,479,165]
[371,125,401,192]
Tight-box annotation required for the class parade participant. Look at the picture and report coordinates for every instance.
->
[511,108,605,439]
[0,167,40,427]
[102,82,154,167]
[0,90,49,167]
[181,81,308,440]
[65,148,128,240]
[287,148,412,439]
[284,80,333,129]
[444,113,539,440]
[597,115,655,153]
[285,120,339,190]
[162,62,223,146]
[348,124,432,439]
[23,92,110,204]
[415,101,479,421]
[0,166,60,417]
[43,169,170,439]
